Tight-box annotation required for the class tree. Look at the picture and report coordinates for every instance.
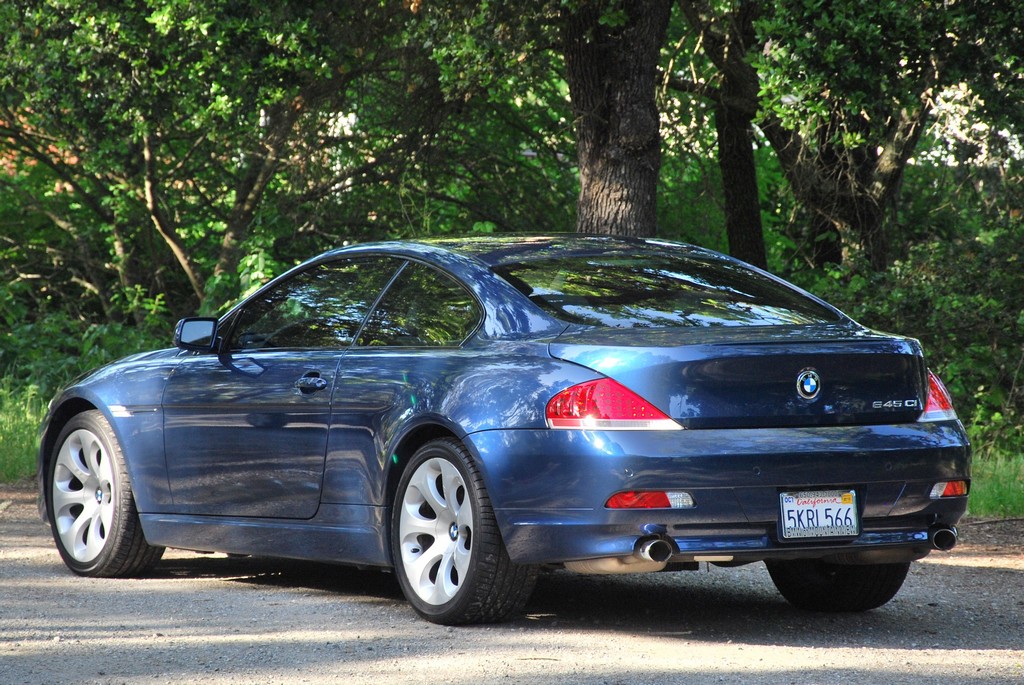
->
[0,1,446,318]
[678,0,1024,269]
[5,0,1021,328]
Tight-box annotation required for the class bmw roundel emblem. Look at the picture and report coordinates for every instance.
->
[796,369,821,400]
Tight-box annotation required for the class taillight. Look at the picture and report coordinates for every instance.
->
[546,378,681,430]
[919,371,958,422]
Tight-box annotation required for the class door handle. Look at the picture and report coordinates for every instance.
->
[295,373,328,393]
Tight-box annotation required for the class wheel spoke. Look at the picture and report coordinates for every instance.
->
[400,505,441,537]
[437,459,463,514]
[88,435,115,485]
[83,507,110,560]
[407,537,450,604]
[409,460,445,513]
[56,431,94,487]
[51,480,91,517]
[63,498,98,557]
[451,478,473,579]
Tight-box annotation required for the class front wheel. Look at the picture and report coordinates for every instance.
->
[47,411,164,577]
[766,559,911,612]
[391,438,537,624]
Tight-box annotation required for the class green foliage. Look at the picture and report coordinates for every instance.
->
[744,0,1024,268]
[756,0,935,136]
[0,313,165,400]
[411,1,561,102]
[384,82,579,236]
[0,0,1022,519]
[0,303,165,479]
[793,224,1024,454]
[1,0,439,320]
[657,77,730,249]
[755,0,1024,142]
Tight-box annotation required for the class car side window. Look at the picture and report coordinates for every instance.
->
[356,262,480,347]
[228,257,401,350]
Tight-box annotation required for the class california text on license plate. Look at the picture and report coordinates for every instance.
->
[779,490,859,539]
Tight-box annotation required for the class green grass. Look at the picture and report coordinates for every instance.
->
[969,449,1024,518]
[0,381,45,482]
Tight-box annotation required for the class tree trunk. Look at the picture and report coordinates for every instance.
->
[561,0,671,237]
[844,193,889,271]
[714,101,767,268]
[678,0,767,267]
[807,214,843,267]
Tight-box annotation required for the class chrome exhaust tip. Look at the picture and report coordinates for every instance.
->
[929,525,958,551]
[636,537,674,563]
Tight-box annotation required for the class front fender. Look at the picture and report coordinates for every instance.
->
[38,352,181,517]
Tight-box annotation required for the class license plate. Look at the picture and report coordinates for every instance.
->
[779,490,859,539]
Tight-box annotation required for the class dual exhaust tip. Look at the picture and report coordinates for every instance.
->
[639,528,961,558]
[638,527,961,557]
[565,527,958,575]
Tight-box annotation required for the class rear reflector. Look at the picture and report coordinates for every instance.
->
[919,371,958,422]
[606,491,695,509]
[546,378,681,430]
[930,481,969,499]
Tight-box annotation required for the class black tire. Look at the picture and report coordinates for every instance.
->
[46,410,164,577]
[391,437,537,624]
[766,559,911,612]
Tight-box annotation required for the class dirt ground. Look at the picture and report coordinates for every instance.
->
[2,480,1022,685]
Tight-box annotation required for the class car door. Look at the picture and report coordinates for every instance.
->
[161,256,403,518]
[322,260,483,506]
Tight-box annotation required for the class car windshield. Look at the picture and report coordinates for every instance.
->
[492,249,841,329]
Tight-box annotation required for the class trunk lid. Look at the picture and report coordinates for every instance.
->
[549,324,928,429]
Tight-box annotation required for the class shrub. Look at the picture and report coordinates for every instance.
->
[799,227,1024,454]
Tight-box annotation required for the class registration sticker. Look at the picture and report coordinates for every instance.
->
[780,490,859,539]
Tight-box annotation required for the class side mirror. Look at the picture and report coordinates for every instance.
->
[174,318,219,352]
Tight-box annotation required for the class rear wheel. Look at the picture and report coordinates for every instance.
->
[391,438,537,624]
[766,559,910,612]
[47,411,164,577]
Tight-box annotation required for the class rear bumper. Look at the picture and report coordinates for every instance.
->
[464,421,970,565]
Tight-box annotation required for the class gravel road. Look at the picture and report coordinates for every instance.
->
[2,481,1022,685]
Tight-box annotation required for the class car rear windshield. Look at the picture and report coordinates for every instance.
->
[492,250,841,329]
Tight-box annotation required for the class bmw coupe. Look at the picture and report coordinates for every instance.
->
[38,235,970,624]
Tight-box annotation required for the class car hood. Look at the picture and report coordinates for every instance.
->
[548,324,928,429]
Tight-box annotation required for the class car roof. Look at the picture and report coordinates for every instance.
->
[408,234,715,267]
[325,234,720,269]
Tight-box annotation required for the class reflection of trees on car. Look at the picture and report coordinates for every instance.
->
[358,263,479,348]
[496,251,838,330]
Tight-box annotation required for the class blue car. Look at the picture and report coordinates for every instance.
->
[38,235,970,624]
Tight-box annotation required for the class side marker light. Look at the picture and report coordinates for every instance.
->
[929,481,969,499]
[606,491,695,509]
